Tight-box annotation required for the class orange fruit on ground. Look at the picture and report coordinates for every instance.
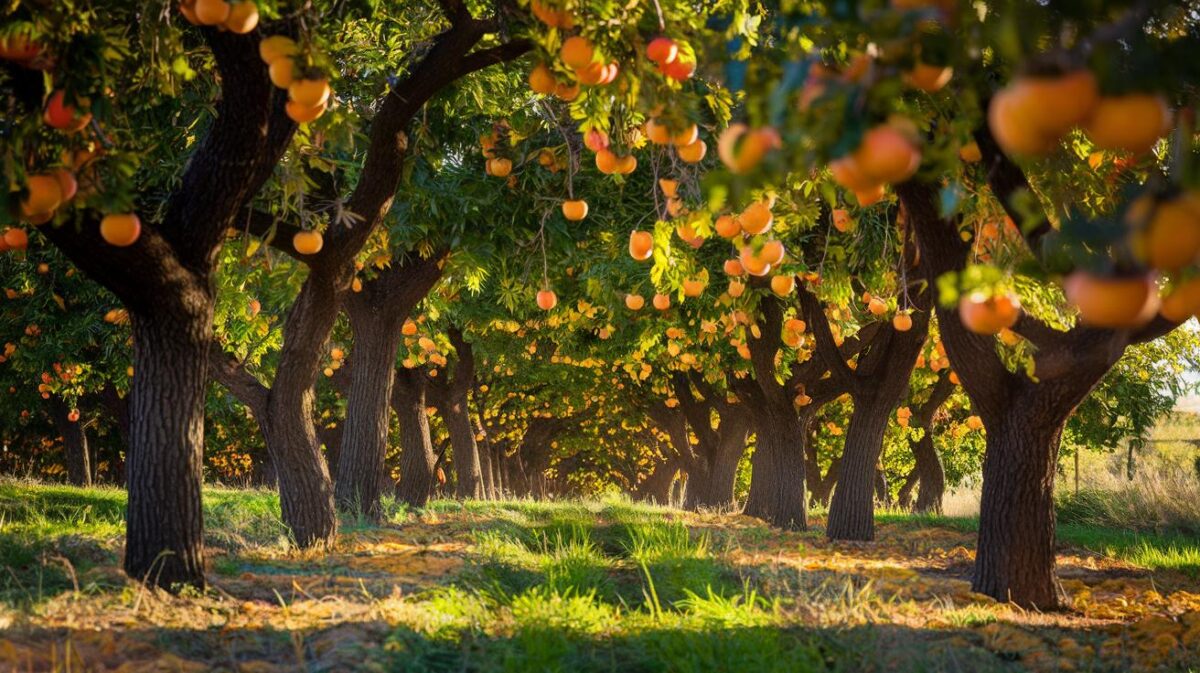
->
[286,100,326,123]
[486,157,512,177]
[629,230,654,261]
[292,229,324,255]
[1084,94,1171,155]
[728,280,746,297]
[723,259,744,276]
[22,175,63,217]
[100,214,142,247]
[259,35,298,64]
[1134,192,1200,270]
[905,63,952,92]
[560,36,594,69]
[536,289,558,310]
[645,119,672,144]
[958,292,1021,334]
[646,37,678,64]
[740,202,773,235]
[3,228,29,250]
[625,293,645,310]
[652,293,671,310]
[1063,272,1158,328]
[529,63,556,94]
[1159,277,1200,323]
[677,139,707,163]
[714,214,741,238]
[853,125,921,184]
[289,78,331,107]
[770,274,795,296]
[562,199,589,221]
[224,1,259,33]
[759,239,785,265]
[892,312,913,331]
[832,208,854,233]
[194,0,232,25]
[269,58,295,88]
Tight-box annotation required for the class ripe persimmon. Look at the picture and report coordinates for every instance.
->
[100,214,142,247]
[629,230,654,260]
[536,289,558,310]
[646,37,678,65]
[728,279,746,297]
[1063,272,1158,328]
[562,199,588,221]
[625,293,645,310]
[682,278,705,297]
[958,291,1020,334]
[259,35,298,64]
[760,239,785,265]
[269,58,295,88]
[723,258,744,275]
[286,99,326,123]
[1133,192,1200,271]
[52,169,77,203]
[645,119,671,144]
[989,71,1097,155]
[289,78,331,107]
[21,175,63,217]
[658,178,678,198]
[292,229,324,255]
[1084,94,1171,155]
[529,63,556,94]
[3,228,28,250]
[854,184,886,207]
[671,123,699,147]
[1159,277,1200,323]
[661,56,695,81]
[44,91,91,132]
[853,125,920,184]
[194,0,232,25]
[224,2,259,33]
[718,124,781,174]
[740,201,773,234]
[904,63,952,92]
[677,139,707,163]
[832,208,854,232]
[770,274,795,296]
[560,36,594,69]
[653,293,671,310]
[893,312,913,331]
[486,157,512,177]
[595,149,619,174]
[715,214,741,238]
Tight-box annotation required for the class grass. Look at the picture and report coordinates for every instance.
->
[4,480,1200,671]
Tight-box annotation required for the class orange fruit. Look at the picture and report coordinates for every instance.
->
[100,214,142,247]
[854,184,886,207]
[645,119,671,144]
[853,125,920,184]
[958,292,1021,334]
[625,293,645,310]
[629,230,654,261]
[717,124,781,174]
[560,36,594,69]
[43,91,91,132]
[21,175,63,217]
[832,208,854,233]
[1084,94,1171,154]
[723,258,744,275]
[829,156,875,192]
[682,278,705,297]
[905,63,952,92]
[486,157,512,177]
[646,37,678,64]
[759,239,785,265]
[714,214,741,238]
[554,82,579,101]
[401,319,418,335]
[562,199,588,221]
[224,1,259,33]
[575,61,606,85]
[259,35,298,64]
[285,99,326,123]
[653,293,671,310]
[179,1,202,24]
[959,141,982,162]
[269,58,295,88]
[672,123,699,147]
[3,228,29,250]
[595,149,619,174]
[662,56,696,81]
[1063,272,1158,328]
[536,289,558,310]
[1134,192,1200,270]
[1159,277,1200,323]
[988,71,1097,155]
[740,201,773,234]
[52,169,77,203]
[658,178,678,198]
[728,279,746,297]
[292,229,324,255]
[615,154,637,175]
[739,247,771,276]
[892,313,913,331]
[194,0,231,24]
[583,129,608,152]
[289,78,331,107]
[528,63,556,94]
[770,274,795,296]
[867,296,888,316]
[676,139,707,163]
[0,30,41,61]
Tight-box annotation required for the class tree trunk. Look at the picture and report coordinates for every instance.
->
[445,395,483,499]
[973,413,1063,609]
[394,368,437,508]
[896,468,919,511]
[50,398,91,487]
[124,310,210,590]
[827,402,891,540]
[912,433,946,514]
[475,415,495,500]
[743,402,808,529]
[634,455,678,504]
[335,308,403,520]
[684,415,749,510]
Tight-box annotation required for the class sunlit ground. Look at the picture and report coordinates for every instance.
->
[1,480,1198,672]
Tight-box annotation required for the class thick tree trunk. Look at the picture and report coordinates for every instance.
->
[50,398,91,487]
[684,415,749,510]
[634,455,678,504]
[973,413,1063,609]
[394,368,437,508]
[446,399,483,499]
[743,402,808,529]
[124,310,210,590]
[335,307,403,520]
[827,403,891,540]
[912,434,945,514]
[896,468,919,511]
[475,416,495,500]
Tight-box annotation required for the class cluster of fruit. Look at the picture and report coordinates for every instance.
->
[829,123,922,207]
[1,28,139,248]
[257,35,334,124]
[178,0,259,33]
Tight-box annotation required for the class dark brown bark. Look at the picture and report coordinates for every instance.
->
[430,328,483,499]
[474,414,496,499]
[827,403,892,540]
[393,367,437,508]
[909,372,956,514]
[672,372,751,511]
[335,252,444,518]
[633,448,680,505]
[49,398,90,487]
